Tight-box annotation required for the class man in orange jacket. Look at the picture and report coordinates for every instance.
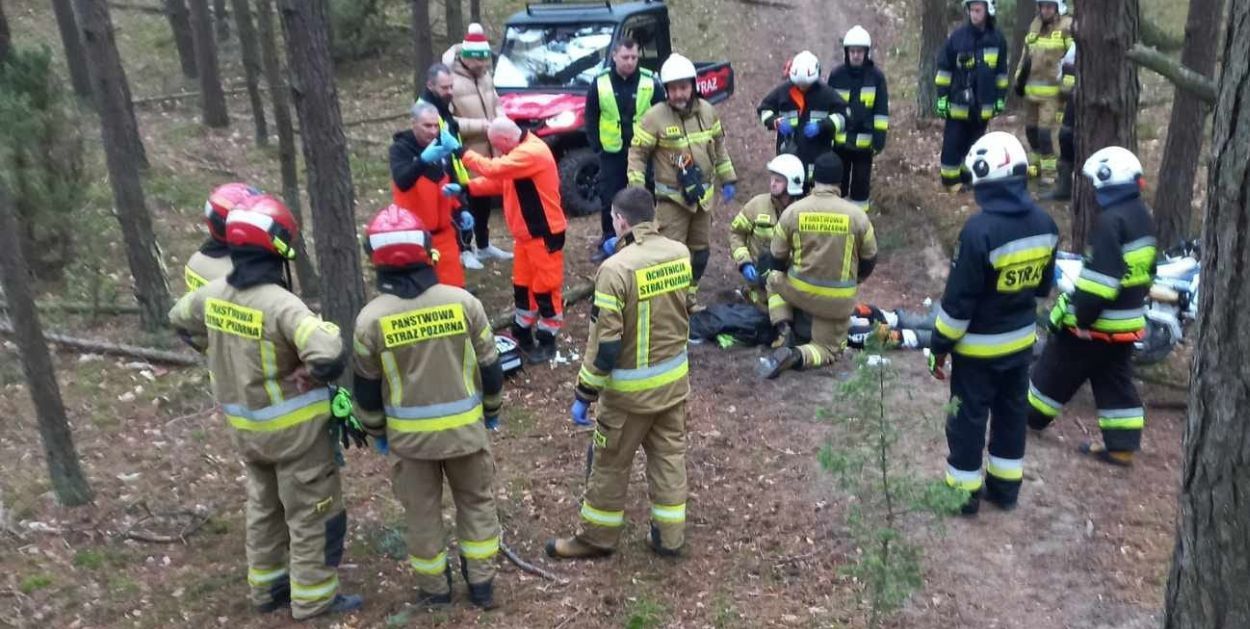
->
[456,117,567,364]
[390,102,474,287]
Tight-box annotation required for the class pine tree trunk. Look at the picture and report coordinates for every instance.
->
[255,0,318,297]
[73,0,171,332]
[163,0,199,79]
[50,0,95,99]
[277,0,363,341]
[411,0,432,97]
[1163,2,1250,624]
[445,0,463,42]
[916,0,946,121]
[469,0,479,23]
[189,0,229,127]
[0,184,94,507]
[231,0,268,145]
[1071,0,1139,249]
[0,0,10,62]
[1008,0,1035,107]
[212,0,229,40]
[1153,0,1224,250]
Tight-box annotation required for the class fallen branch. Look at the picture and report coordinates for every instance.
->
[122,508,213,544]
[490,283,593,331]
[500,541,567,583]
[133,85,266,106]
[1125,43,1217,104]
[109,1,164,14]
[0,318,201,366]
[0,299,141,316]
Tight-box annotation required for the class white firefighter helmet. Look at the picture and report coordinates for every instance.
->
[767,153,807,196]
[843,25,872,49]
[963,0,997,16]
[1082,146,1143,188]
[660,53,697,85]
[788,51,821,88]
[964,131,1028,186]
[1038,0,1068,15]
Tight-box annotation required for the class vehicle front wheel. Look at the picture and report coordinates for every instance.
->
[558,148,601,217]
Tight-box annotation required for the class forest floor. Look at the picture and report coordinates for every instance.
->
[0,0,1192,626]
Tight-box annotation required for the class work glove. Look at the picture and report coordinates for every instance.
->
[777,118,794,136]
[456,210,475,231]
[994,97,1007,114]
[373,435,389,456]
[740,262,759,283]
[926,351,948,381]
[420,141,450,164]
[722,183,737,203]
[330,387,369,450]
[438,128,462,153]
[601,236,619,258]
[441,183,463,197]
[936,96,950,118]
[571,398,592,427]
[803,120,821,139]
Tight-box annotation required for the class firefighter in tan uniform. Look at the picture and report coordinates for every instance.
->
[184,182,258,291]
[758,153,878,378]
[729,154,807,306]
[1013,0,1074,181]
[628,53,737,309]
[547,187,692,559]
[169,195,362,619]
[351,206,505,609]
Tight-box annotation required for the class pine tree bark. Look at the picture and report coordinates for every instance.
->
[73,0,170,331]
[163,0,199,79]
[1163,2,1250,625]
[469,0,479,23]
[189,0,229,127]
[277,0,363,340]
[50,0,95,99]
[1008,0,1036,106]
[411,0,432,97]
[230,0,268,145]
[0,0,10,62]
[0,183,94,507]
[255,0,318,297]
[445,0,463,42]
[916,0,946,121]
[1071,0,1139,249]
[1152,0,1224,250]
[212,0,229,40]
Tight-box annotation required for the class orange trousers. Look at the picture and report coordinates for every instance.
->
[512,237,564,335]
[431,229,465,288]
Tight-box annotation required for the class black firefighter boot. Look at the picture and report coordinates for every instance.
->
[649,524,683,558]
[1043,160,1073,201]
[459,556,499,610]
[510,322,535,350]
[526,330,557,364]
[546,536,614,560]
[959,489,982,516]
[757,346,802,380]
[414,565,453,608]
[255,580,291,613]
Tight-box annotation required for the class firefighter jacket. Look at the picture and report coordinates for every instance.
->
[769,184,878,318]
[185,240,232,291]
[464,131,567,249]
[1064,185,1157,340]
[352,275,503,460]
[585,66,665,154]
[444,46,500,157]
[932,178,1059,359]
[729,193,783,267]
[827,57,890,153]
[935,22,1010,121]
[576,221,691,414]
[1015,16,1075,102]
[390,130,464,285]
[628,99,737,211]
[756,81,847,165]
[169,275,345,464]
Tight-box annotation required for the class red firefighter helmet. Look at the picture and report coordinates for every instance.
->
[204,182,260,242]
[364,205,434,268]
[225,194,299,259]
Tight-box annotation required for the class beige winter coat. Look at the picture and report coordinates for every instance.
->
[443,44,500,158]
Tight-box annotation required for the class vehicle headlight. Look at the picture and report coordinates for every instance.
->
[545,110,578,130]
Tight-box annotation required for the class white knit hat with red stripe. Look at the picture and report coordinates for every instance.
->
[461,23,491,59]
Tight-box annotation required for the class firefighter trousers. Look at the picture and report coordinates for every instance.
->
[945,351,1030,506]
[244,428,346,619]
[1024,98,1061,177]
[835,148,874,211]
[578,400,688,552]
[1028,331,1144,452]
[512,236,565,340]
[599,151,629,242]
[393,449,501,592]
[656,198,711,252]
[939,117,989,188]
[766,272,851,368]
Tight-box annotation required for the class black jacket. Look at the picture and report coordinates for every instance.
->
[388,130,446,192]
[933,178,1059,358]
[584,65,665,153]
[1069,185,1157,335]
[827,57,890,153]
[756,80,848,168]
[935,22,1009,121]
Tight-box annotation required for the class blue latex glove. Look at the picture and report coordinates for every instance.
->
[777,118,794,136]
[803,120,821,138]
[438,128,461,152]
[740,263,758,283]
[441,183,462,197]
[722,183,737,203]
[456,210,475,231]
[601,236,619,258]
[571,399,592,427]
[373,435,389,456]
[420,141,450,164]
[484,414,500,431]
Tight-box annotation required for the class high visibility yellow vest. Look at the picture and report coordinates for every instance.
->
[418,98,472,184]
[597,68,656,154]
